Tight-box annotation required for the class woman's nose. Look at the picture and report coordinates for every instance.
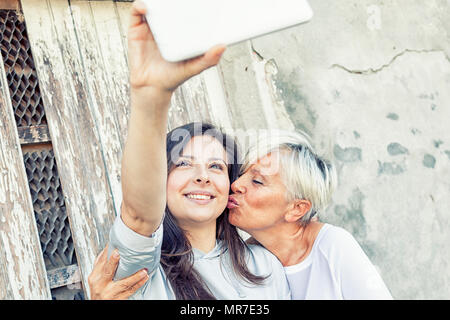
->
[231,177,246,194]
[194,168,210,184]
[195,176,210,184]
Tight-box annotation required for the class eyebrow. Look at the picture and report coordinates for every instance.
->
[179,155,227,164]
[250,168,267,178]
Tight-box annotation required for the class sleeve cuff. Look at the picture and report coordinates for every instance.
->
[112,214,163,252]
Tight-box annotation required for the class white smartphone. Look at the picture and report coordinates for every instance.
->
[142,0,313,62]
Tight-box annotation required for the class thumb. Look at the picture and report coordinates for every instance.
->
[182,45,226,77]
[202,44,226,67]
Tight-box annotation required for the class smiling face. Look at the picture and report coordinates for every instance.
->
[228,151,292,233]
[166,135,230,231]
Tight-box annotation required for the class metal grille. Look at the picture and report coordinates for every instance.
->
[0,10,46,127]
[23,149,76,269]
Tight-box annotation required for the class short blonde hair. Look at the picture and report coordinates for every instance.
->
[241,130,337,225]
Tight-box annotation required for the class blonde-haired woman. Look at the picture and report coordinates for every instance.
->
[227,130,393,299]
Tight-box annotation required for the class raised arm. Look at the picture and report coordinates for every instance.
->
[121,0,225,236]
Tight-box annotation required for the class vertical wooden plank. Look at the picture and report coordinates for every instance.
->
[113,0,130,63]
[21,0,116,298]
[168,87,194,130]
[88,0,130,142]
[167,76,221,130]
[180,76,213,124]
[70,0,127,213]
[0,51,51,299]
[167,64,227,131]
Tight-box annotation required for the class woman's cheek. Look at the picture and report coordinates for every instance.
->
[220,176,230,193]
[166,173,178,212]
[246,187,268,209]
[166,170,188,203]
[215,176,230,204]
[166,172,179,194]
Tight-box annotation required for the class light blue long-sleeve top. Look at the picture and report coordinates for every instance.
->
[109,215,291,300]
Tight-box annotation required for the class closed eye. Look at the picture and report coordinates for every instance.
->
[252,179,263,185]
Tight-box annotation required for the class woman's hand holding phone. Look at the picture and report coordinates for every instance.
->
[128,0,226,94]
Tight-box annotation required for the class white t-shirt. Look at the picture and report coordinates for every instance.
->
[284,223,393,300]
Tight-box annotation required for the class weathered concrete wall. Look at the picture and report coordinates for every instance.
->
[219,0,450,299]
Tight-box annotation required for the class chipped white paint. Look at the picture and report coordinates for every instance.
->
[88,0,131,142]
[0,170,6,205]
[92,190,109,226]
[0,50,51,299]
[113,1,131,63]
[181,75,213,123]
[72,0,130,216]
[2,200,50,297]
[249,41,295,131]
[262,59,296,132]
[22,0,118,299]
[248,41,279,130]
[95,164,102,178]
[0,232,21,298]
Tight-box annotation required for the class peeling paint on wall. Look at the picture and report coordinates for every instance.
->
[333,144,362,162]
[387,142,409,156]
[386,113,399,120]
[444,151,450,160]
[433,140,443,148]
[423,154,436,168]
[273,69,316,135]
[377,161,406,175]
[411,128,422,135]
[333,188,367,239]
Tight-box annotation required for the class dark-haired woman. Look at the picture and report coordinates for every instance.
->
[92,1,290,299]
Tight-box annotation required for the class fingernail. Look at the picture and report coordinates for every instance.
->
[113,249,120,258]
[142,269,148,277]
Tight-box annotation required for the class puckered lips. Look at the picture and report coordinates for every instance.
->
[227,195,239,209]
[183,190,216,205]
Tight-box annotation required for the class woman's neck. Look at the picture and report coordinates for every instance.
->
[182,221,217,254]
[250,221,324,267]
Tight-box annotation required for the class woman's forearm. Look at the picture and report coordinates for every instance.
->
[121,87,172,236]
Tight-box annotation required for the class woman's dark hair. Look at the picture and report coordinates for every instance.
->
[160,122,266,299]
